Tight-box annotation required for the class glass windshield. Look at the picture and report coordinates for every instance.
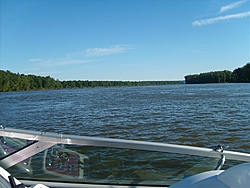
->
[1,137,219,186]
[0,136,34,159]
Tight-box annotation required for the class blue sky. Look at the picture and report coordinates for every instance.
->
[1,0,249,81]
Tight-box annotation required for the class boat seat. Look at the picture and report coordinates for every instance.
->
[169,163,250,188]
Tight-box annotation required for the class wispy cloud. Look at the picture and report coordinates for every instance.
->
[41,58,94,67]
[192,11,250,26]
[30,44,133,68]
[220,0,248,13]
[29,58,42,62]
[85,45,132,57]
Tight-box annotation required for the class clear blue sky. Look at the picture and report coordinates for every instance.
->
[1,0,249,81]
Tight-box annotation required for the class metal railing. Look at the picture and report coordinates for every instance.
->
[0,127,249,169]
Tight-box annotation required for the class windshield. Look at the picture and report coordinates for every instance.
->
[0,136,219,186]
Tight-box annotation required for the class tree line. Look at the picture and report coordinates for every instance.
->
[0,70,183,92]
[185,63,250,84]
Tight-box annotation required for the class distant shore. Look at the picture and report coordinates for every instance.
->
[184,63,250,84]
[0,70,184,92]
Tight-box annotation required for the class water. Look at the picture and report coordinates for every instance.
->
[0,83,250,153]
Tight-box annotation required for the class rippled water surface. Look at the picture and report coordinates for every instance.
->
[1,83,249,153]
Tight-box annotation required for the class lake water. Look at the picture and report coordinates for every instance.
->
[0,83,249,153]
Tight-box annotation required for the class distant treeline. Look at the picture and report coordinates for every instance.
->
[0,70,183,92]
[185,63,250,84]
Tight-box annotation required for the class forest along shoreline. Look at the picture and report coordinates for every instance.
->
[185,63,250,84]
[0,62,249,92]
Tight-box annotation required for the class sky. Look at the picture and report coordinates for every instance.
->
[0,0,249,81]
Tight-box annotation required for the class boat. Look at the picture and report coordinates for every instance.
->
[0,126,249,188]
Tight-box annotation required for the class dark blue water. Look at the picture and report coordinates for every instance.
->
[0,83,250,153]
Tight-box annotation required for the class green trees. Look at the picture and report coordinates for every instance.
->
[233,63,250,83]
[0,70,183,92]
[1,63,248,91]
[60,80,183,89]
[185,63,250,84]
[0,71,62,92]
[185,71,230,84]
